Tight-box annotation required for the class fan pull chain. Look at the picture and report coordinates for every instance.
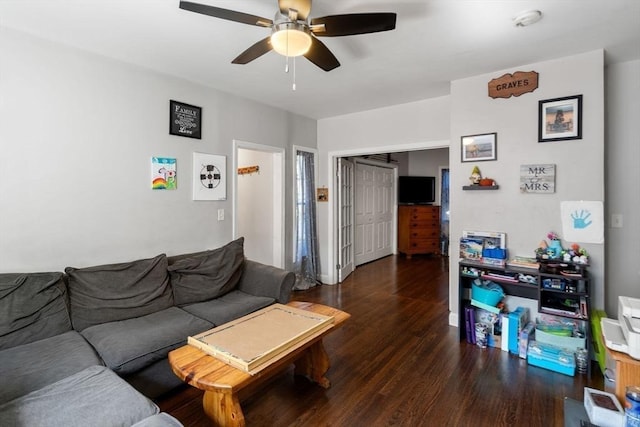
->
[292,56,297,91]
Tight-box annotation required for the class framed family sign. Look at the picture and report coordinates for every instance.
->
[538,95,582,142]
[170,100,202,139]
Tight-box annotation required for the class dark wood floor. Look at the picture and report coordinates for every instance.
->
[158,255,603,426]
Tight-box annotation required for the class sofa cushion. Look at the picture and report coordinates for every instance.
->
[181,290,275,326]
[66,254,173,331]
[168,237,245,306]
[0,365,159,427]
[80,307,212,376]
[0,330,102,404]
[0,272,71,350]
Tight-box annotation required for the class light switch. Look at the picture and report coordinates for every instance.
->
[217,209,224,221]
[611,214,623,228]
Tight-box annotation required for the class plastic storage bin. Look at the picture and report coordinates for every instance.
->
[471,280,504,306]
[535,327,586,351]
[527,340,576,376]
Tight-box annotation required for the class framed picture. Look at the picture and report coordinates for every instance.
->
[461,133,497,162]
[151,157,177,190]
[193,152,226,200]
[170,100,202,139]
[538,95,582,142]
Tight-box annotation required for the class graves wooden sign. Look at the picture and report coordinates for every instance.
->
[488,71,539,99]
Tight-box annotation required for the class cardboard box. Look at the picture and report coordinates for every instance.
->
[519,322,535,359]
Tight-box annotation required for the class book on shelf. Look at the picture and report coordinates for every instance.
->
[481,272,519,283]
[188,304,334,374]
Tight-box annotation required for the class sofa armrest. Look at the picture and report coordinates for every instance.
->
[236,260,295,303]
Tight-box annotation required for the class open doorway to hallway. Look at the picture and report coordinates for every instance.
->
[234,141,285,268]
[333,148,449,283]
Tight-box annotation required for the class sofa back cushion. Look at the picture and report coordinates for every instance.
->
[0,272,72,350]
[168,237,245,306]
[65,254,173,331]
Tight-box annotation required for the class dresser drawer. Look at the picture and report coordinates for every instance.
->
[407,239,439,252]
[407,209,439,221]
[408,220,439,229]
[408,229,439,239]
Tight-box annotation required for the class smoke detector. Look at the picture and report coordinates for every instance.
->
[513,10,543,27]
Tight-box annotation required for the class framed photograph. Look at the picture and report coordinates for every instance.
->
[461,133,497,162]
[538,95,582,142]
[170,100,202,139]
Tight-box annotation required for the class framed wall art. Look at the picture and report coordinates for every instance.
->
[193,152,226,201]
[538,95,582,142]
[461,133,497,162]
[151,157,177,190]
[170,100,202,139]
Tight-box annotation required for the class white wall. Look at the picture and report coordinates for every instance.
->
[317,96,451,283]
[0,27,315,272]
[605,59,640,314]
[408,148,449,177]
[449,50,605,324]
[237,149,275,266]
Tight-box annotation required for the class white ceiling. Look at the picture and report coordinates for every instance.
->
[1,0,639,119]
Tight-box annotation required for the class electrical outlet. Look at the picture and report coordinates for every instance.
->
[611,214,623,228]
[217,209,224,221]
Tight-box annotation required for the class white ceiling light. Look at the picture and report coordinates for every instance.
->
[513,10,543,27]
[271,22,312,57]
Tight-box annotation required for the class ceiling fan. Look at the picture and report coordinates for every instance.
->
[179,0,397,72]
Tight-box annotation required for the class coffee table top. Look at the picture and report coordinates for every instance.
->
[168,301,350,393]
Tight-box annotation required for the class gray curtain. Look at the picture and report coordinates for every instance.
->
[293,150,320,290]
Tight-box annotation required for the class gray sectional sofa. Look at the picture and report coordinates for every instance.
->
[0,238,296,426]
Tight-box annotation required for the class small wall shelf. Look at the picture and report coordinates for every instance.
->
[462,185,500,190]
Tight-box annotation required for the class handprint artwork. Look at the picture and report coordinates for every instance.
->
[561,201,604,244]
[571,209,592,229]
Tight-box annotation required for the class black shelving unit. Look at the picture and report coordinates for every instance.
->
[458,258,592,375]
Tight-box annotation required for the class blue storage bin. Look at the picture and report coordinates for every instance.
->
[526,340,576,376]
[471,280,504,306]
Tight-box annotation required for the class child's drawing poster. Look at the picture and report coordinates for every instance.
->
[561,201,604,244]
[151,157,177,190]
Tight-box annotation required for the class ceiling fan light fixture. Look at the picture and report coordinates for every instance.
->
[271,22,312,57]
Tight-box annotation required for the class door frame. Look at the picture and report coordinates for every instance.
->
[324,140,449,285]
[233,139,285,268]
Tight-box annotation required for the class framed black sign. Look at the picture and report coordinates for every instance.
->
[169,100,202,139]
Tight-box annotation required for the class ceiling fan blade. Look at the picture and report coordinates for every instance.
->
[311,13,396,37]
[179,1,273,27]
[278,0,312,21]
[231,37,273,64]
[304,37,340,72]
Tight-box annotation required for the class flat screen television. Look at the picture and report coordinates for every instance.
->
[398,176,436,204]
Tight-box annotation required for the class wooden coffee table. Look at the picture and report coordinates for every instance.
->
[168,301,350,427]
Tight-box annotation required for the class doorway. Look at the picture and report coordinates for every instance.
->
[233,140,285,268]
[328,141,449,285]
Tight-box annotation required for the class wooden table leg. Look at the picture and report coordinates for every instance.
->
[294,339,331,388]
[202,389,245,427]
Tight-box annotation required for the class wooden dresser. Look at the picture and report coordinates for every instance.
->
[398,205,440,258]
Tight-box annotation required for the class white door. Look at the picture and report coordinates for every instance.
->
[337,158,355,282]
[355,162,394,266]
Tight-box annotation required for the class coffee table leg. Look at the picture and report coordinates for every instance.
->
[202,389,245,427]
[294,339,331,388]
